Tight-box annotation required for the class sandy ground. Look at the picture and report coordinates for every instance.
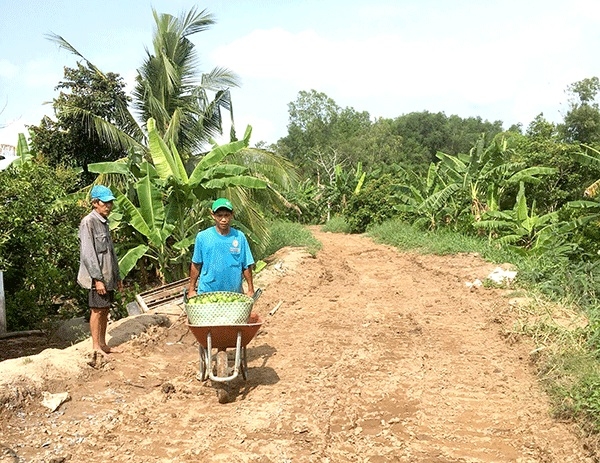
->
[0,228,595,463]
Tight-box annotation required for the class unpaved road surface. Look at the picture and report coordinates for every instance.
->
[0,229,594,462]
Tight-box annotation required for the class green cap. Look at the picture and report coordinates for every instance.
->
[211,198,233,212]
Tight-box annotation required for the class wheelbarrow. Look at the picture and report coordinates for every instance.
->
[185,289,263,403]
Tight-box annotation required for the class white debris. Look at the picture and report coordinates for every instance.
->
[273,261,286,274]
[465,279,483,290]
[41,391,71,412]
[487,266,517,285]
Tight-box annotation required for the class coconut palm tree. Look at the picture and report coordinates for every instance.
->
[132,7,240,158]
[47,6,238,157]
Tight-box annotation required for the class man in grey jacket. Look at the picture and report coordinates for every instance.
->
[77,185,122,356]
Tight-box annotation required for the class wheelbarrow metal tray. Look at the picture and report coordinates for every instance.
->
[187,321,262,350]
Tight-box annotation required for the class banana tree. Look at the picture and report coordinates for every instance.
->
[435,135,557,222]
[562,144,600,241]
[473,182,573,255]
[394,163,456,230]
[115,171,172,282]
[323,162,366,221]
[575,144,600,199]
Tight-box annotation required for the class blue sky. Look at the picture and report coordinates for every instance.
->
[1,0,600,148]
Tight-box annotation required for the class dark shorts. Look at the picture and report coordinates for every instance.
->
[89,289,114,309]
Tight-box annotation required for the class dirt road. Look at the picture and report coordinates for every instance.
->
[0,229,594,462]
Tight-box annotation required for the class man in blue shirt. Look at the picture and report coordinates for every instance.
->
[187,198,255,298]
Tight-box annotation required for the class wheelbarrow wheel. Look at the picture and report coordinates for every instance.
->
[196,345,208,381]
[216,349,229,403]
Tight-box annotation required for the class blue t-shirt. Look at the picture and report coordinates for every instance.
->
[191,226,255,293]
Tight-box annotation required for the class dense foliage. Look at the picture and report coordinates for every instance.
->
[28,63,130,183]
[344,173,399,233]
[42,7,296,285]
[276,89,504,177]
[0,162,86,330]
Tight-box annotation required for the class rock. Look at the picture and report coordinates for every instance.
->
[51,317,90,343]
[41,391,70,412]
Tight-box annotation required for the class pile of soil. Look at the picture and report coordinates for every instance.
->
[0,229,595,462]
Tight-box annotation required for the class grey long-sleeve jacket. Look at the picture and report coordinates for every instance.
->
[77,210,120,290]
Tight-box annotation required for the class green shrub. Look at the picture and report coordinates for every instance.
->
[343,174,399,233]
[544,350,600,433]
[0,162,86,330]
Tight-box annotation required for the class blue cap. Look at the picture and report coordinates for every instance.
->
[90,185,116,202]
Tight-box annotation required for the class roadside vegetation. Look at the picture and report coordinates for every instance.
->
[1,4,600,446]
[258,220,321,259]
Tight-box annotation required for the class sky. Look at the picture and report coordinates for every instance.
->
[1,0,600,149]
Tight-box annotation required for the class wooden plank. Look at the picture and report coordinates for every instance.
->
[134,278,188,312]
[138,278,189,297]
[0,330,44,340]
[135,294,150,313]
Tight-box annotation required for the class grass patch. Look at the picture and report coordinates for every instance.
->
[367,218,516,264]
[543,350,600,432]
[259,220,322,260]
[321,215,352,234]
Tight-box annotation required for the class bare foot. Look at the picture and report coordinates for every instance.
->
[101,345,122,354]
[92,347,111,358]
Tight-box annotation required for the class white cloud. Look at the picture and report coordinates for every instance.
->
[238,115,276,145]
[212,112,277,147]
[3,1,586,148]
[0,59,18,79]
[213,10,600,133]
[122,69,139,94]
[215,28,523,113]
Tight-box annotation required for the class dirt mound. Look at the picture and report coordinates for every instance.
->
[0,230,594,462]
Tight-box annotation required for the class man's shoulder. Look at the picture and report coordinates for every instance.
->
[226,227,246,239]
[80,211,98,224]
[196,227,219,243]
[198,226,215,237]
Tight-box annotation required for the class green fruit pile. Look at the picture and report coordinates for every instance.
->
[188,293,249,305]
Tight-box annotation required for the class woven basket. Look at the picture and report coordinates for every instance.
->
[185,291,253,326]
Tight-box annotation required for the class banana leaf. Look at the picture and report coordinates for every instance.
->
[193,125,252,173]
[136,173,165,231]
[116,191,162,247]
[13,133,32,167]
[147,118,189,183]
[118,244,149,279]
[88,161,131,175]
